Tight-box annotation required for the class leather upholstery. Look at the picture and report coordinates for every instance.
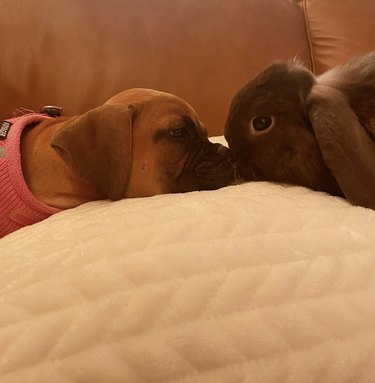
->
[0,0,372,136]
[302,0,375,74]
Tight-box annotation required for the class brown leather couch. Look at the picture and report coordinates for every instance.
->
[0,0,374,136]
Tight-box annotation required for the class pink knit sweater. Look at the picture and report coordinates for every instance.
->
[0,114,61,238]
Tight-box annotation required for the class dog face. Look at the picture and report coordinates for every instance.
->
[224,61,342,196]
[52,88,234,200]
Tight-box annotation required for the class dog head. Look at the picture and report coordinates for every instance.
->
[224,61,342,196]
[51,88,234,200]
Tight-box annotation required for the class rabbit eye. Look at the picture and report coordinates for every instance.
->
[251,116,274,132]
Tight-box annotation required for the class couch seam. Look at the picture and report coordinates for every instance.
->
[300,0,315,73]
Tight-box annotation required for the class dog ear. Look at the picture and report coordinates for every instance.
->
[51,104,135,200]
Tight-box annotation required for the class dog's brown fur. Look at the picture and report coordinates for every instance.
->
[21,88,234,209]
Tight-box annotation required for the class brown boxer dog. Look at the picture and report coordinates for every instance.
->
[21,88,234,210]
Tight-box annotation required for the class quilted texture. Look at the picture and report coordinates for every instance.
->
[1,182,375,382]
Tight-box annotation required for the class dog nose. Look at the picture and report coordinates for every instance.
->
[202,142,233,161]
[215,144,230,156]
[214,144,233,161]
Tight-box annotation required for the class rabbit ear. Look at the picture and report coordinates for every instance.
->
[52,104,135,200]
[308,84,375,209]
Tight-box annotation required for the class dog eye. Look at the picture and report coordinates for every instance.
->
[169,128,187,137]
[251,116,274,132]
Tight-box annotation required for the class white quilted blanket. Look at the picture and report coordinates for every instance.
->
[1,180,375,382]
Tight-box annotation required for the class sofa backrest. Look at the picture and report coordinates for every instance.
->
[0,0,373,136]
